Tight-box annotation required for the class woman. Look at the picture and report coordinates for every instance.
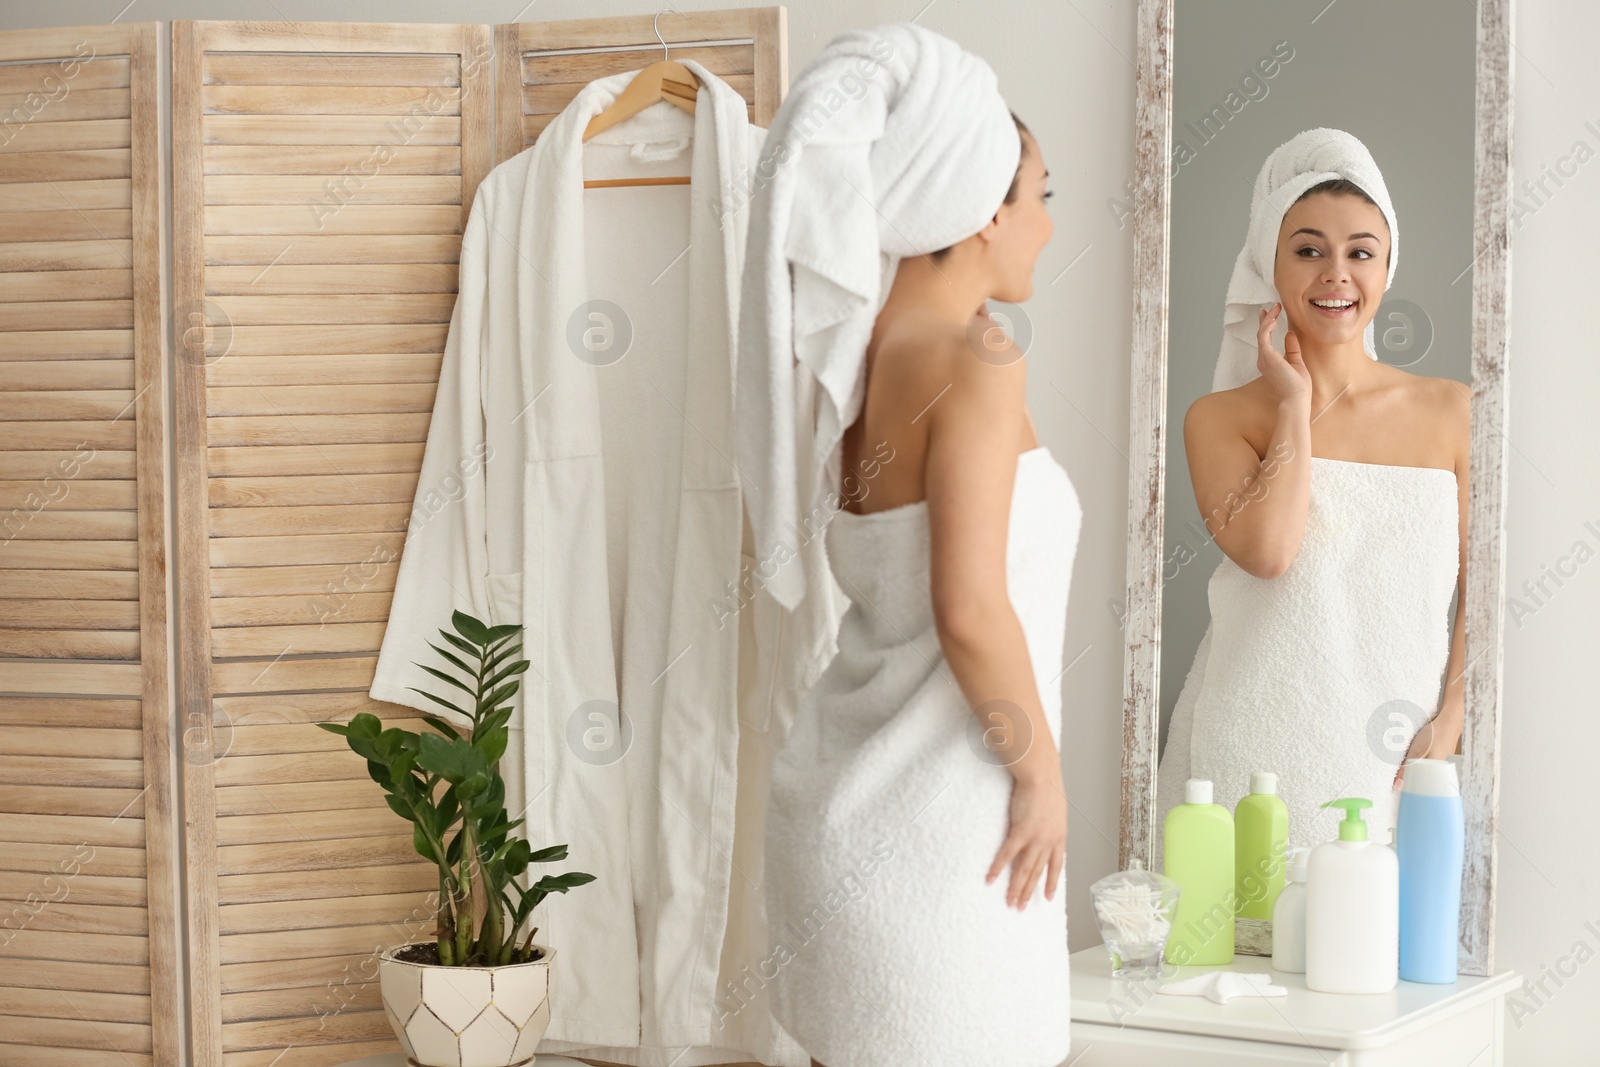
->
[736,23,1079,1067]
[1157,128,1468,861]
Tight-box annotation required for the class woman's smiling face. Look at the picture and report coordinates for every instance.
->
[1272,190,1391,350]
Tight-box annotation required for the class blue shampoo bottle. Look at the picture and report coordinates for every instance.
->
[1396,757,1464,983]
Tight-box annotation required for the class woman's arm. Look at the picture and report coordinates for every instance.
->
[1398,382,1471,784]
[1185,303,1316,579]
[921,330,1064,910]
[923,336,1053,782]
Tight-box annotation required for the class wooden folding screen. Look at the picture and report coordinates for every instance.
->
[171,22,494,1067]
[171,11,784,1065]
[0,22,179,1067]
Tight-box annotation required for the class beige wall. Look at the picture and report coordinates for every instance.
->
[1,0,1591,1062]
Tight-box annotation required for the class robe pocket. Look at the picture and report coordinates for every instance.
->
[486,570,523,629]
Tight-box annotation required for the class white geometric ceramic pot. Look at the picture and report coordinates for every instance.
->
[378,943,554,1067]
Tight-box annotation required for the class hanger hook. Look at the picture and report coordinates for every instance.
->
[653,8,676,61]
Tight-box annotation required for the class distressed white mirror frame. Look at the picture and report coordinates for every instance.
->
[1119,0,1514,976]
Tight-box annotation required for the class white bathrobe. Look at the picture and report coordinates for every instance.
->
[369,65,842,1067]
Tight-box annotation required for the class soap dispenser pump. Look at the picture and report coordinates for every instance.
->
[1305,797,1398,994]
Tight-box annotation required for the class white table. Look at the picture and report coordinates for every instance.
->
[1067,946,1520,1065]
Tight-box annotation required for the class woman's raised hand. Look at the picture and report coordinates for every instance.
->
[1257,302,1311,404]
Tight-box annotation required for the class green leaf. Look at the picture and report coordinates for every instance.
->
[419,733,486,781]
[413,823,438,864]
[347,712,382,739]
[375,728,407,762]
[418,663,475,696]
[535,872,597,892]
[317,722,349,737]
[474,727,508,766]
[385,794,416,824]
[482,641,523,675]
[526,844,568,864]
[426,641,476,679]
[451,610,492,645]
[405,686,469,717]
[419,714,461,739]
[445,830,465,867]
[476,682,521,715]
[481,659,531,695]
[440,630,481,660]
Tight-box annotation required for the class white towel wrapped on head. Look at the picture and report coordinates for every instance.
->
[736,21,1021,611]
[1213,127,1400,393]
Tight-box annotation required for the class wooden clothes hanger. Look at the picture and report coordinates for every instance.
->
[581,10,699,189]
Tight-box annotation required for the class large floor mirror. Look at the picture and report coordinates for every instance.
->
[1120,0,1513,975]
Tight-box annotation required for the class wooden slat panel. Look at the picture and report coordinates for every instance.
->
[3,812,146,846]
[0,1016,150,1054]
[3,842,146,879]
[0,598,140,630]
[0,1044,148,1067]
[0,180,132,212]
[0,695,142,727]
[175,15,785,1063]
[205,52,460,87]
[207,503,408,537]
[219,1038,397,1067]
[0,508,140,538]
[0,629,139,659]
[0,785,145,819]
[208,533,405,569]
[203,114,461,146]
[212,781,414,822]
[0,118,130,151]
[0,661,142,700]
[0,755,144,788]
[220,1008,391,1048]
[206,381,439,414]
[205,83,462,116]
[217,863,437,905]
[0,870,146,907]
[210,588,394,625]
[0,450,136,480]
[206,414,429,447]
[0,956,148,995]
[0,540,139,569]
[208,561,399,596]
[0,356,135,385]
[3,929,148,967]
[219,950,387,993]
[208,626,386,660]
[0,150,131,183]
[0,566,139,601]
[175,21,495,1066]
[208,442,424,476]
[0,987,149,1024]
[3,725,143,758]
[0,483,136,511]
[0,55,128,92]
[217,835,417,876]
[216,810,412,846]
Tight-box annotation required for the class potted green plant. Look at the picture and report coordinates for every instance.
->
[322,609,594,1067]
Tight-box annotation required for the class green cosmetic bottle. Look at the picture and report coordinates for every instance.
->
[1235,771,1289,920]
[1162,778,1234,965]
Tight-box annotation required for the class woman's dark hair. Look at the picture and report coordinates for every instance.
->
[1293,178,1391,268]
[929,110,1031,262]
